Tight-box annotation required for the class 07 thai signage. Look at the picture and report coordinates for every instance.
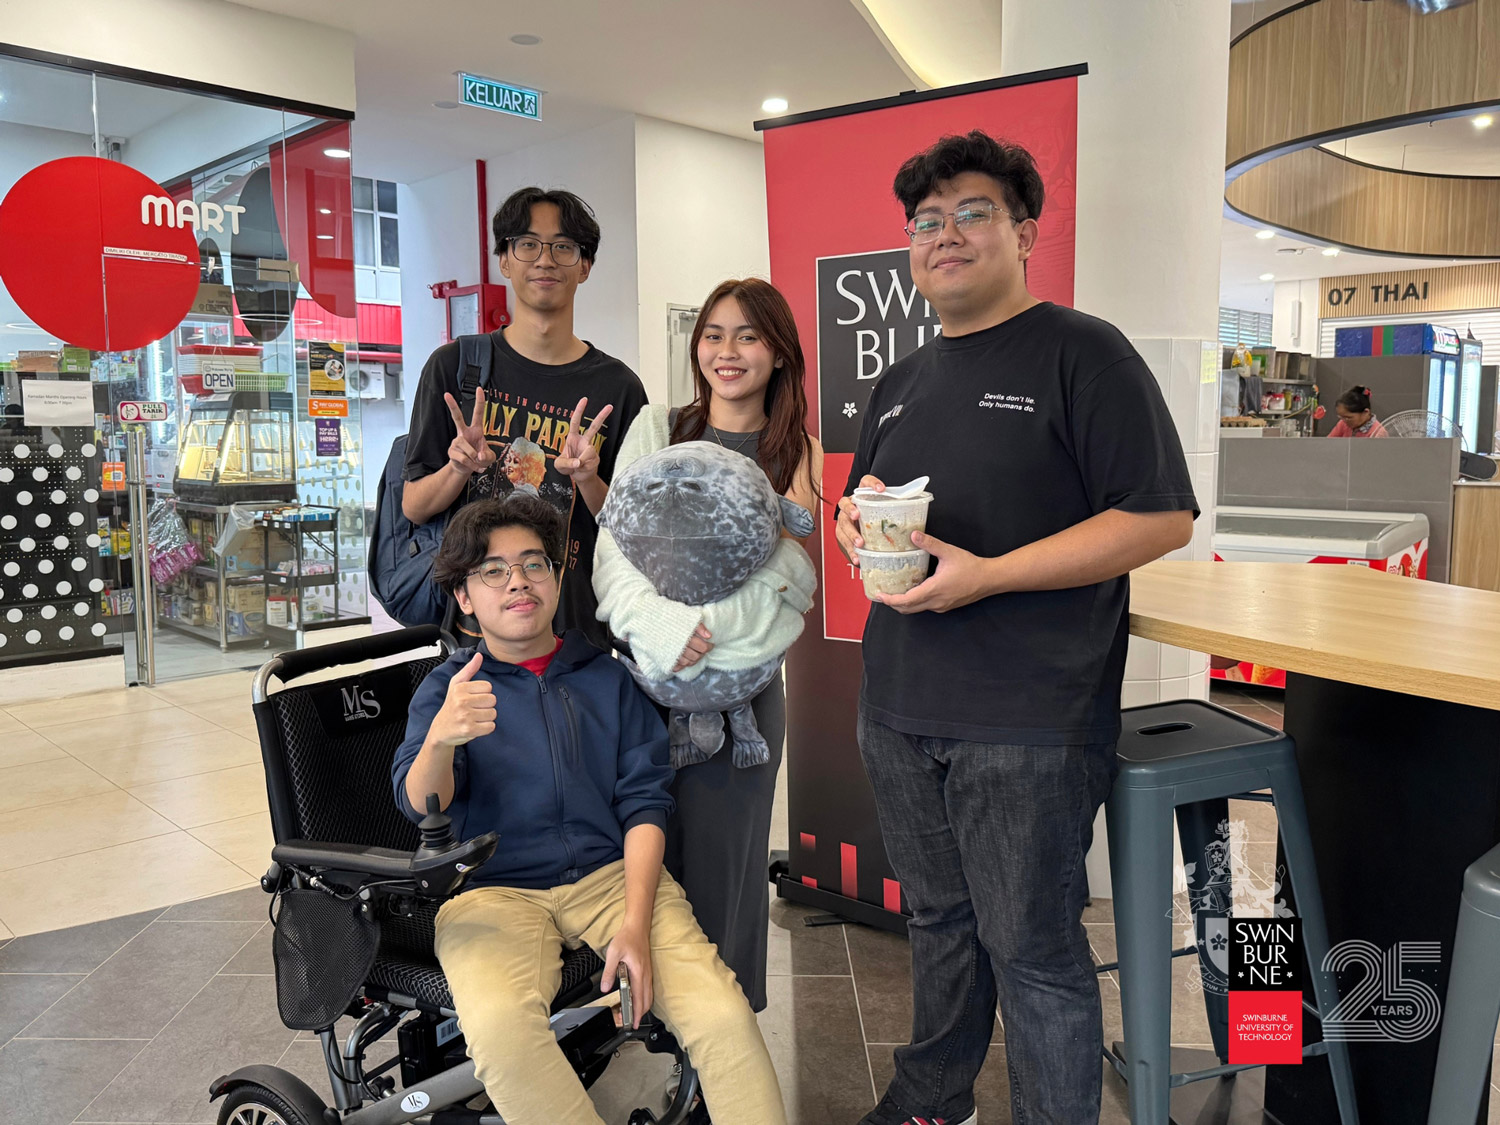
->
[1319,262,1500,319]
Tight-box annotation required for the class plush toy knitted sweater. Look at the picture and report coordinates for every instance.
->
[593,404,816,767]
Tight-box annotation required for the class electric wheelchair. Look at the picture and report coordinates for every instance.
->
[209,625,700,1125]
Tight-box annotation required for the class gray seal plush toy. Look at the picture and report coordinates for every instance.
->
[594,438,816,768]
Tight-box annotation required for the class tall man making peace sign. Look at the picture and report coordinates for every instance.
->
[403,186,647,649]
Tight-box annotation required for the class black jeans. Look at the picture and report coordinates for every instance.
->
[856,714,1117,1125]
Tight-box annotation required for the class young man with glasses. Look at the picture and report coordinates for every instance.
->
[393,494,786,1125]
[834,131,1198,1125]
[403,187,647,648]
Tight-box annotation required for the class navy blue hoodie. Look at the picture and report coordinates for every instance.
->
[391,631,673,890]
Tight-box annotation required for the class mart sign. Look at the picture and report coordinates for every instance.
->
[460,73,541,121]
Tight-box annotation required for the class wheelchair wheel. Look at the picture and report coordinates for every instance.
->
[216,1083,317,1125]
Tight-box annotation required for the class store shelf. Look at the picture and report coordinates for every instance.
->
[189,565,263,585]
[1262,380,1316,386]
[157,616,266,648]
[264,572,338,589]
[262,518,336,533]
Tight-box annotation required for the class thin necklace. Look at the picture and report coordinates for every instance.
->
[707,416,763,454]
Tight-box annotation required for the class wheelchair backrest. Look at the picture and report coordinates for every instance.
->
[252,626,454,852]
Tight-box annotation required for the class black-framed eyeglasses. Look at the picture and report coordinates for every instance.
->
[903,200,1020,244]
[506,236,583,266]
[466,556,556,587]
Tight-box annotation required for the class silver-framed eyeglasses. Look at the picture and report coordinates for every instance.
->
[507,236,583,266]
[903,200,1019,244]
[467,556,556,587]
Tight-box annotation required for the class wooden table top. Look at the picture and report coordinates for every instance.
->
[1129,562,1500,711]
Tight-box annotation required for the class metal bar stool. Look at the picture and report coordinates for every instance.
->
[1102,700,1359,1124]
[1427,842,1500,1124]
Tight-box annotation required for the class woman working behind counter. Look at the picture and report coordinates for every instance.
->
[1328,385,1387,438]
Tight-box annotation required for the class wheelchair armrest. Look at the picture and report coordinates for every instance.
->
[270,831,499,898]
[271,840,416,880]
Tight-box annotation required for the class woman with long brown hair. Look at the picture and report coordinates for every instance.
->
[668,278,821,1012]
[608,277,822,1013]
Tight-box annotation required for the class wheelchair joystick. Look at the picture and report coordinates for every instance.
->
[415,793,456,858]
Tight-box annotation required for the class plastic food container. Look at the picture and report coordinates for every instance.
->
[855,548,930,600]
[855,491,933,551]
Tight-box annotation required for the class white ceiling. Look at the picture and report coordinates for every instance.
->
[1319,113,1500,176]
[226,0,913,186]
[1219,212,1493,312]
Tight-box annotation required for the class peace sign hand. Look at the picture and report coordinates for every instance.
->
[444,389,496,478]
[556,396,613,483]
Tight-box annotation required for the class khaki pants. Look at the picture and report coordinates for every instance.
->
[433,861,787,1125]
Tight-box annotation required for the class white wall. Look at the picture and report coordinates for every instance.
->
[398,116,641,400]
[1272,279,1321,354]
[633,116,770,404]
[396,169,478,417]
[0,0,355,112]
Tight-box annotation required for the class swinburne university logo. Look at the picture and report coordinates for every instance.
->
[340,685,381,722]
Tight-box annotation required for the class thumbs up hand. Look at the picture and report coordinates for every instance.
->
[430,653,497,748]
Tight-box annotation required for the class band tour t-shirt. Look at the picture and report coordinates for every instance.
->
[404,329,647,648]
[845,302,1199,745]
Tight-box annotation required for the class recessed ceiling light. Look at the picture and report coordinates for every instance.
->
[1259,273,1275,281]
[1255,229,1275,240]
[1474,114,1494,129]
[4,322,41,331]
[323,148,351,159]
[1322,247,1340,257]
[433,100,459,110]
[47,341,59,346]
[762,97,789,114]
[510,33,542,45]
[316,234,334,240]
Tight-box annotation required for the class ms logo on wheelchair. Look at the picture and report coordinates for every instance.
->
[1320,939,1443,1043]
[341,684,382,721]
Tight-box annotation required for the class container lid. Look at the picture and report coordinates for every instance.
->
[853,489,933,504]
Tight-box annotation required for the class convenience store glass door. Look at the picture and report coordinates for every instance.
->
[0,52,368,687]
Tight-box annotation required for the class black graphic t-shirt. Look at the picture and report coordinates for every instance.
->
[405,329,648,648]
[845,302,1198,745]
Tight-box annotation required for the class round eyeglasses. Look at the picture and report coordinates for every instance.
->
[506,236,583,266]
[467,557,556,587]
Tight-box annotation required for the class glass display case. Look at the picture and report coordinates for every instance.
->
[173,392,297,502]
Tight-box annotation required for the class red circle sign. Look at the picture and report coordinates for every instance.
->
[0,157,201,351]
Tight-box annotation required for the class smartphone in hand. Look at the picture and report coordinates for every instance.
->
[618,962,634,1030]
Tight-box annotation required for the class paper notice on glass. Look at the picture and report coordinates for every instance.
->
[22,379,95,426]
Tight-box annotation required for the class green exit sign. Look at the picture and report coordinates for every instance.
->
[460,73,541,121]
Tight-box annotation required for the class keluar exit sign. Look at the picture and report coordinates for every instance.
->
[460,74,541,121]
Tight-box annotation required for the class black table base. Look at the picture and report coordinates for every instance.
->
[1264,672,1500,1125]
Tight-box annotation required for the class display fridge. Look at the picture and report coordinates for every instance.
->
[1209,505,1430,687]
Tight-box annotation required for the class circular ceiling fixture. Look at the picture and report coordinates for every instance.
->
[433,100,459,110]
[1227,0,1500,258]
[323,148,351,159]
[510,33,542,45]
[762,97,789,114]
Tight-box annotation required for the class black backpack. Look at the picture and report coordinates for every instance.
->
[369,334,495,627]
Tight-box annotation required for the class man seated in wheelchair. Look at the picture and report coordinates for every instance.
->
[391,494,787,1125]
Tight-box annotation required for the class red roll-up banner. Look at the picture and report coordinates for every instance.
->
[763,66,1083,918]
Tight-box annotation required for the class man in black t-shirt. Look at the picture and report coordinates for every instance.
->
[834,133,1198,1125]
[403,187,647,649]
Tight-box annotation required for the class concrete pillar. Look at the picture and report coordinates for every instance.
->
[1001,0,1233,895]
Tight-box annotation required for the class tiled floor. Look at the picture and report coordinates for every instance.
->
[4,675,1493,1122]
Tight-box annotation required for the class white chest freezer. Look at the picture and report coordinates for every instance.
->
[1209,506,1430,687]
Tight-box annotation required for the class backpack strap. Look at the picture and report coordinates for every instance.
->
[456,333,497,413]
